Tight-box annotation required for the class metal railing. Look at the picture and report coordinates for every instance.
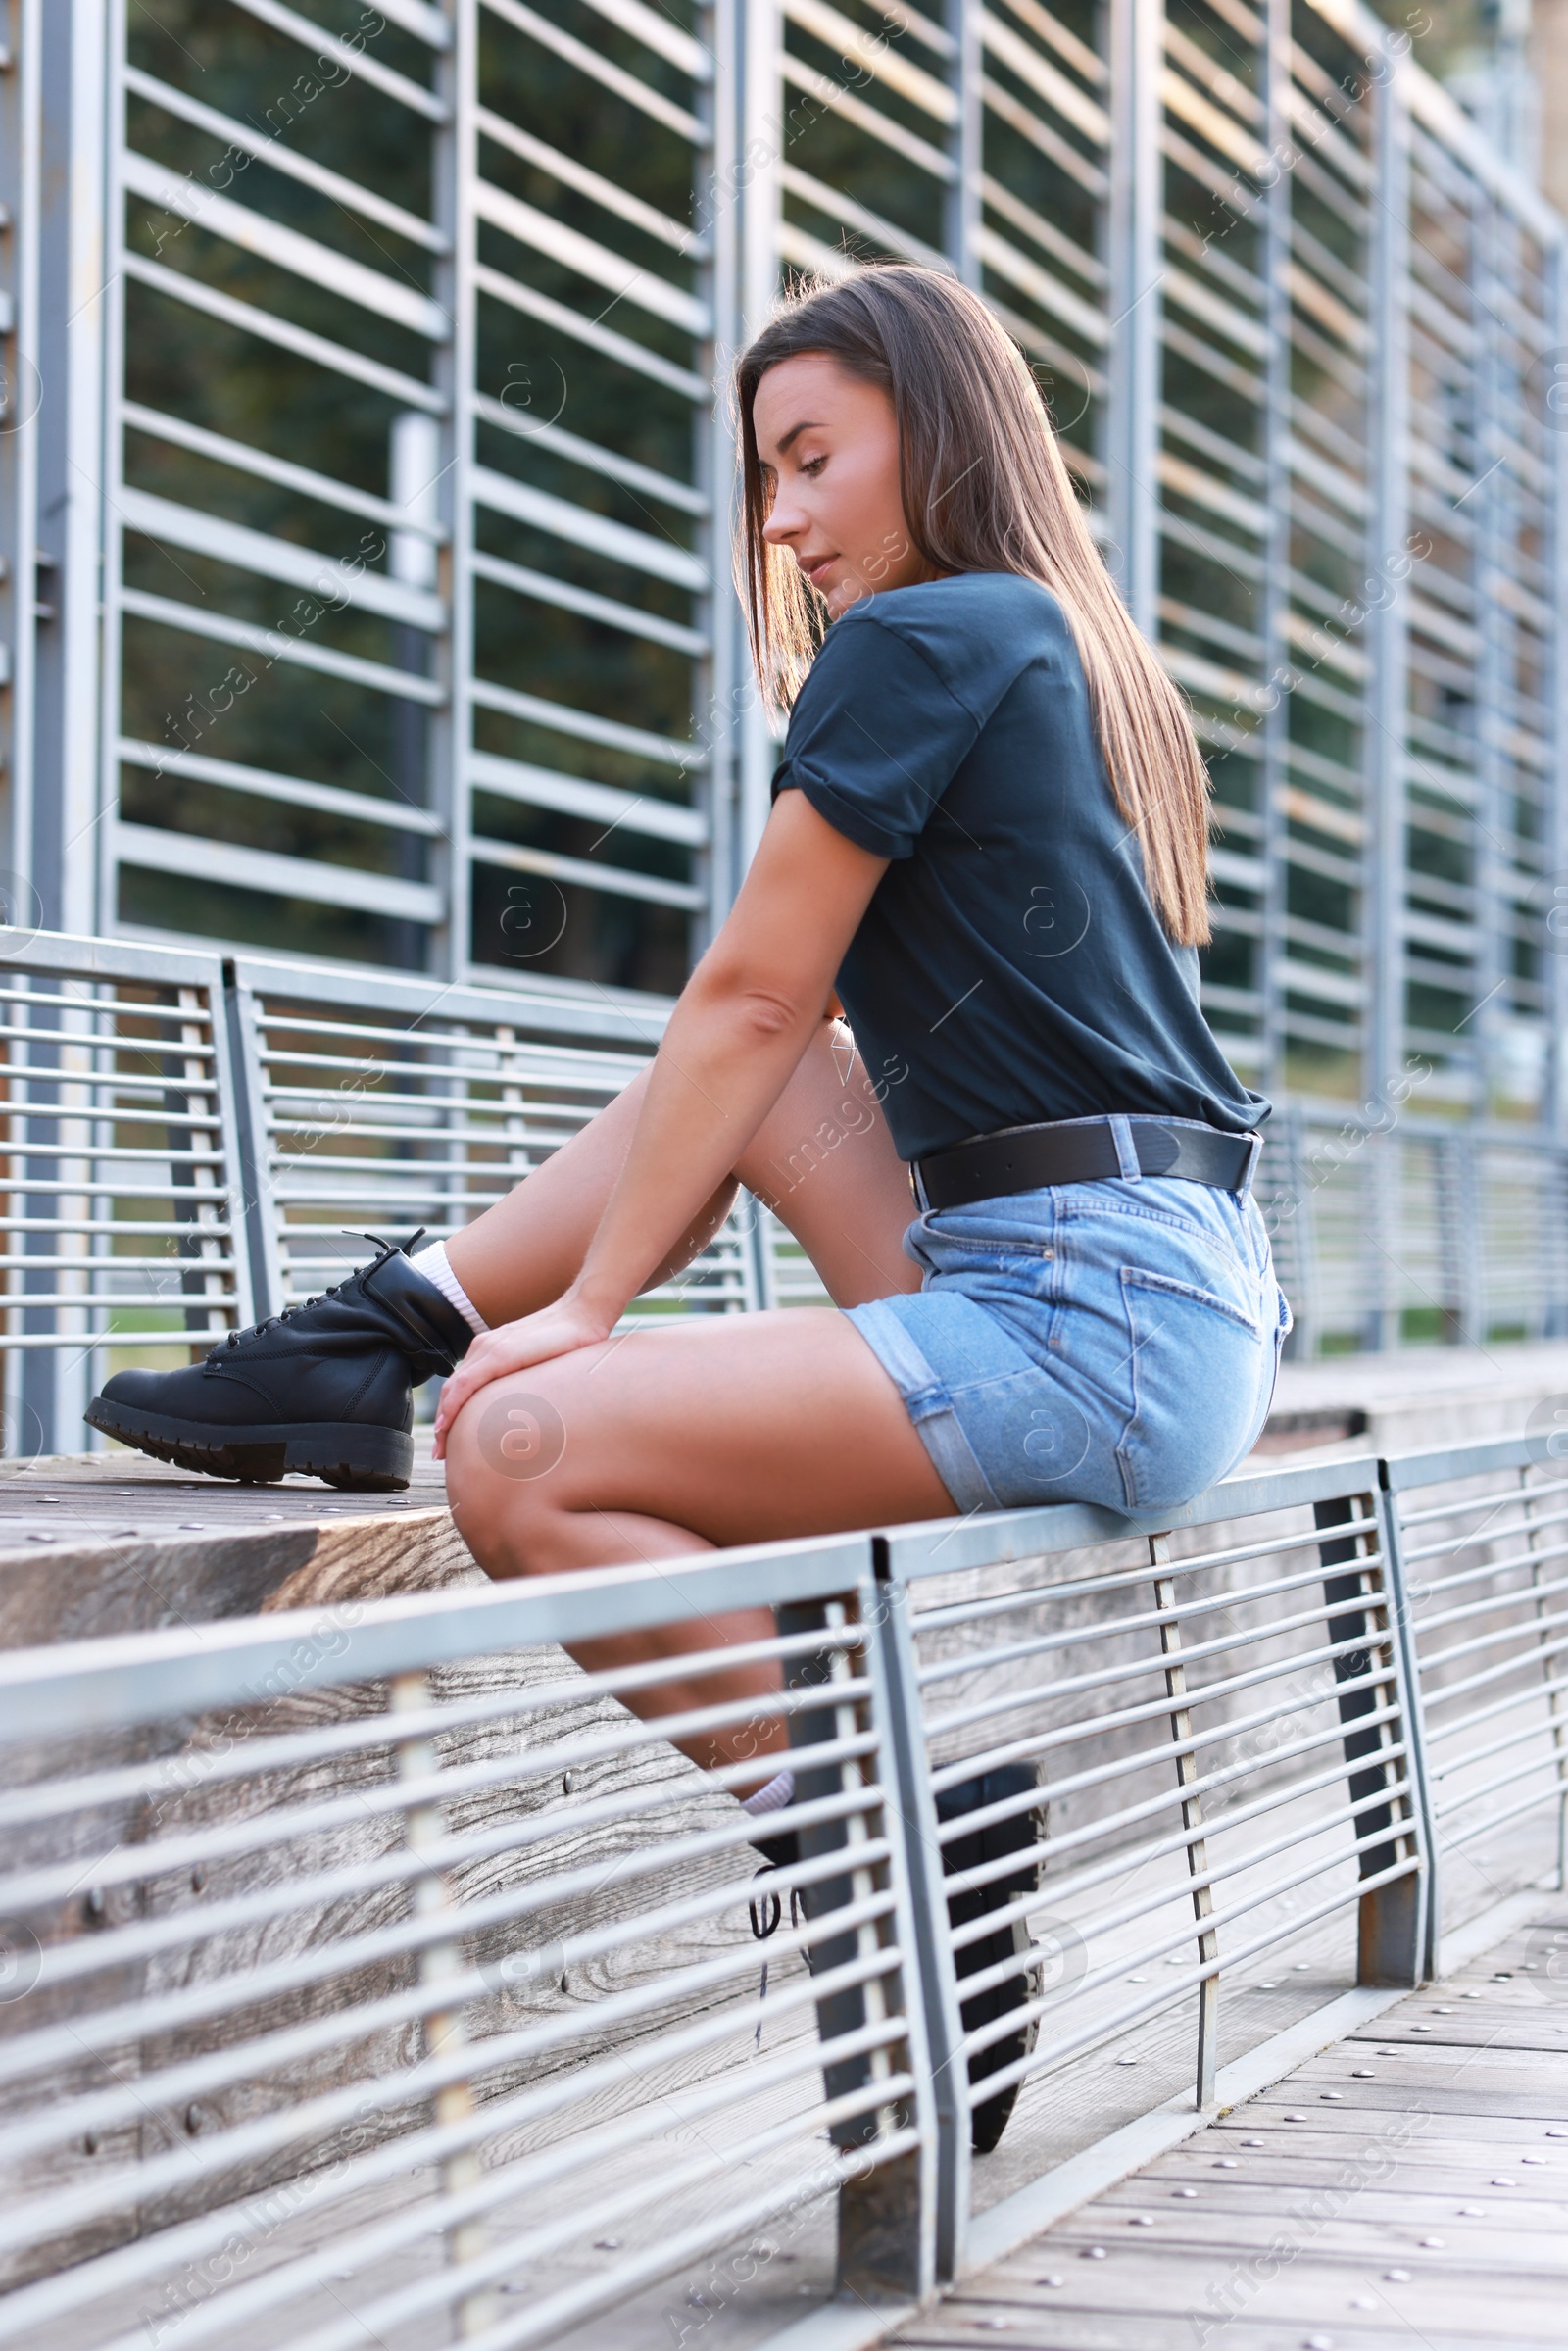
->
[5,925,1568,1455]
[1,1433,1562,2340]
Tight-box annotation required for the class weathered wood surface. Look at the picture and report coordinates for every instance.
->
[0,1445,473,1646]
[897,1909,1568,2350]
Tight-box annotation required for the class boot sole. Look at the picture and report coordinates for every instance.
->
[83,1398,413,1492]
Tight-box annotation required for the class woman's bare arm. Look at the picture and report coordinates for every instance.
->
[432,792,887,1446]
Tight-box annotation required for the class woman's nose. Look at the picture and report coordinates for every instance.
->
[762,492,804,546]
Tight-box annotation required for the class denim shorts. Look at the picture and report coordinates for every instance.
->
[845,1173,1292,1517]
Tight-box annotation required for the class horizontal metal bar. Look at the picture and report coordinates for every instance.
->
[0,1666,874,1916]
[471,831,704,910]
[474,106,699,254]
[915,1543,1381,1683]
[122,153,450,337]
[117,485,445,629]
[474,180,707,335]
[0,1541,875,1738]
[466,675,700,769]
[122,67,449,251]
[0,1935,892,2307]
[115,824,443,922]
[470,546,706,654]
[470,461,706,588]
[466,748,706,845]
[1385,1434,1544,1492]
[780,54,956,182]
[225,0,450,110]
[573,0,711,77]
[472,262,709,400]
[926,1622,1396,1764]
[942,1701,1402,1901]
[122,254,448,412]
[970,1857,1418,2111]
[119,737,446,835]
[886,1456,1384,1580]
[481,0,705,141]
[118,588,449,702]
[122,402,446,538]
[789,0,956,121]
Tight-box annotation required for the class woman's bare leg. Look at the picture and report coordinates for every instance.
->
[441,1019,937,1787]
[445,1016,919,1322]
[445,1309,954,1779]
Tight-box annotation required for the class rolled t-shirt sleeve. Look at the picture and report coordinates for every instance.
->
[769,612,981,858]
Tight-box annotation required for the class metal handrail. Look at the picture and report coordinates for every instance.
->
[4,1434,1562,2339]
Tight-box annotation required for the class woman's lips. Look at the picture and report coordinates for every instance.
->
[801,555,836,583]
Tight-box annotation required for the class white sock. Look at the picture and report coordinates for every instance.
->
[408,1240,488,1336]
[742,1768,795,1817]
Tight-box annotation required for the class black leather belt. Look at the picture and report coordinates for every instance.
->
[911,1114,1262,1213]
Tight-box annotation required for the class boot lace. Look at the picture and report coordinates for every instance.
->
[217,1230,426,1351]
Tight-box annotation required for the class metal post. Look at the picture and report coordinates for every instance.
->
[1282,1102,1318,1359]
[696,0,731,956]
[1550,234,1568,1156]
[1316,1492,1426,1984]
[945,0,982,289]
[734,0,781,889]
[29,0,108,943]
[0,0,43,905]
[1374,1468,1439,1978]
[1258,0,1292,1107]
[1105,0,1161,634]
[390,1669,496,2342]
[1452,1127,1484,1347]
[777,1590,931,2303]
[869,1536,967,2281]
[1152,1536,1219,2108]
[221,964,279,1324]
[1518,1463,1568,1892]
[434,0,469,983]
[1366,57,1411,1330]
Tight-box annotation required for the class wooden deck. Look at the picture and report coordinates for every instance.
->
[898,1908,1568,2351]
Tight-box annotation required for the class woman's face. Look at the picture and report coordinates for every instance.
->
[753,352,928,619]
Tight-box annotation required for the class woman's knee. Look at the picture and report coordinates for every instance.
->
[444,1384,567,1577]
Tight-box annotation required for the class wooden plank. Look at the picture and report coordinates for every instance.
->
[906,1916,1568,2351]
[0,1448,470,1647]
[901,2247,1568,2339]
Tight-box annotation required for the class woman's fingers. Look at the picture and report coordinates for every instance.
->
[431,1300,612,1457]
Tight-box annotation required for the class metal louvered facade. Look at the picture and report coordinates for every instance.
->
[0,0,1565,1350]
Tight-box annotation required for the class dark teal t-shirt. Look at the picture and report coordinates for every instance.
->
[770,571,1269,1163]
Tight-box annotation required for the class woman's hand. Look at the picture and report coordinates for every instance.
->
[431,1292,614,1459]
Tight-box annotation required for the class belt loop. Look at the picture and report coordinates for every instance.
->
[1108,1113,1142,1183]
[1236,1131,1263,1200]
[909,1159,931,1213]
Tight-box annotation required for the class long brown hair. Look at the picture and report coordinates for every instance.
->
[735,266,1212,945]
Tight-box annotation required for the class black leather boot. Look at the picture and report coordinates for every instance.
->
[746,1759,1046,2154]
[84,1233,474,1491]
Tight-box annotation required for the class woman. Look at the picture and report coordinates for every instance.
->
[89,266,1288,2143]
[435,266,1287,1573]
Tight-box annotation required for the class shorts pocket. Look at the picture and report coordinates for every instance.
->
[1116,1267,1269,1513]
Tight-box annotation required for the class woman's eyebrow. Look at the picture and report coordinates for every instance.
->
[774,417,825,456]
